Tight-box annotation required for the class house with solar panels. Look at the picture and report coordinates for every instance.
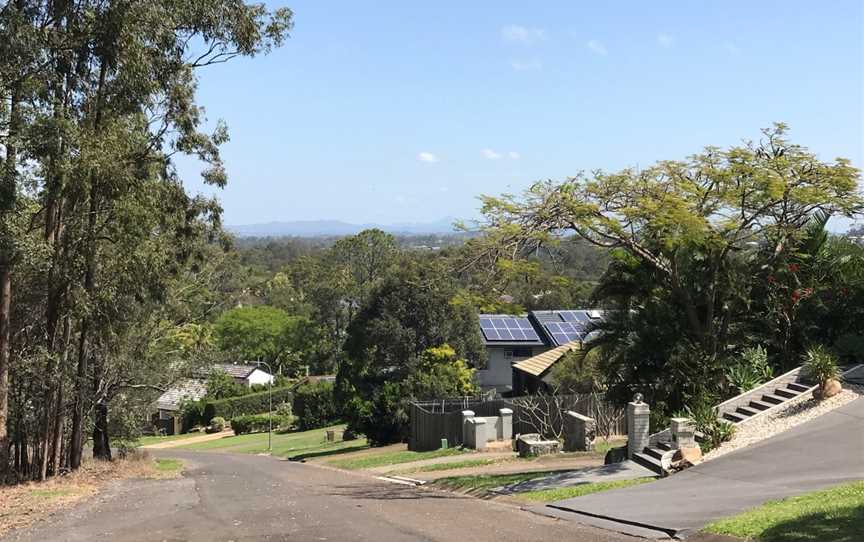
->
[476,309,604,394]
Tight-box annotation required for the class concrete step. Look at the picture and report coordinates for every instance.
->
[749,399,773,411]
[775,387,800,399]
[723,412,746,423]
[762,393,786,405]
[632,451,664,475]
[644,446,665,460]
[736,406,760,417]
[787,382,811,393]
[656,441,674,452]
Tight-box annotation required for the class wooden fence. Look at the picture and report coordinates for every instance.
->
[409,393,626,451]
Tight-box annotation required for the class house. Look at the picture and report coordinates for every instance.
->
[211,363,275,387]
[511,341,580,395]
[152,363,274,434]
[476,309,603,394]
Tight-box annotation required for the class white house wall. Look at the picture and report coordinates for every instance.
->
[245,368,275,386]
[476,347,546,391]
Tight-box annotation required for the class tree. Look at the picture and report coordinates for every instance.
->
[471,125,862,413]
[214,306,304,368]
[339,260,485,445]
[0,0,293,479]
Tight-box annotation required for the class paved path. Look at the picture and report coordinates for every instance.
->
[3,450,638,542]
[543,397,864,539]
[140,430,235,449]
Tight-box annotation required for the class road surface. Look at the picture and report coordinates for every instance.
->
[4,449,637,542]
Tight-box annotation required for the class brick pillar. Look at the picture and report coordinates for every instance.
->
[627,396,650,459]
[564,411,596,452]
[498,408,513,440]
[461,410,475,447]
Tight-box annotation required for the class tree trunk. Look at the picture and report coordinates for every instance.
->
[0,269,11,480]
[92,401,111,461]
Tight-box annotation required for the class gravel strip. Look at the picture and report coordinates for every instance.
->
[703,383,864,462]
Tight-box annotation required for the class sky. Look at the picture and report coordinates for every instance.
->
[176,1,864,228]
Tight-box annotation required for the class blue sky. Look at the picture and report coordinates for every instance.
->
[177,1,864,228]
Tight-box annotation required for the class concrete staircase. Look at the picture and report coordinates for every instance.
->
[631,440,673,475]
[720,381,812,423]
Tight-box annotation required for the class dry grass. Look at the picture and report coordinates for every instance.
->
[0,450,180,537]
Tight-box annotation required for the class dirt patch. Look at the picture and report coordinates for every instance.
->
[0,451,180,537]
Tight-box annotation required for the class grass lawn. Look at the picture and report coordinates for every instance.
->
[175,424,369,460]
[703,481,864,542]
[29,488,79,499]
[328,447,466,470]
[154,458,184,473]
[398,457,500,474]
[136,432,210,446]
[515,478,654,502]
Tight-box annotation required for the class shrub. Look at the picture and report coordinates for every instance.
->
[231,414,290,435]
[275,401,293,418]
[684,396,736,453]
[726,346,773,394]
[202,386,295,422]
[293,381,339,431]
[206,416,226,433]
[804,345,839,386]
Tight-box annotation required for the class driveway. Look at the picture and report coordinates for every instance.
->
[3,450,639,542]
[542,397,864,539]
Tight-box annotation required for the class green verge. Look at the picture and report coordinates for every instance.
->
[398,458,500,474]
[154,458,184,472]
[136,432,208,446]
[328,447,466,470]
[515,477,654,502]
[29,488,79,499]
[175,424,369,460]
[703,481,864,542]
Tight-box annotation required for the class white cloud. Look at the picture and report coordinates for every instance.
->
[501,25,546,44]
[481,148,503,160]
[586,39,608,56]
[510,59,542,71]
[508,151,521,160]
[657,33,674,48]
[417,151,439,163]
[439,186,449,193]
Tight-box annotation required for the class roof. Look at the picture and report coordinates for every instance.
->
[478,309,605,347]
[512,341,580,377]
[155,379,207,411]
[210,363,271,379]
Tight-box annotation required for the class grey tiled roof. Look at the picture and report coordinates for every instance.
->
[155,379,207,411]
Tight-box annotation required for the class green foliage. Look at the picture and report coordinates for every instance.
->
[231,414,290,435]
[726,346,774,394]
[404,345,478,399]
[803,345,839,386]
[275,401,293,418]
[214,305,303,366]
[550,348,601,394]
[207,417,226,434]
[683,397,736,453]
[204,371,246,400]
[293,381,339,431]
[201,387,295,423]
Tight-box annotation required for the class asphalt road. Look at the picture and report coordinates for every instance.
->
[547,397,864,538]
[4,450,637,542]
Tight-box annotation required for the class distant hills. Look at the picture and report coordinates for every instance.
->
[227,218,465,238]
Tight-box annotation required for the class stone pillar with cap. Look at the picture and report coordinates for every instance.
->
[564,411,596,452]
[627,393,650,459]
[461,410,475,447]
[670,417,696,450]
[498,408,513,440]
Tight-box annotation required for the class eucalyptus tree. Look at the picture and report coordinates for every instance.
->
[0,0,293,480]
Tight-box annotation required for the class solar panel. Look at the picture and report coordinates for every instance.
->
[479,316,541,342]
[543,320,585,345]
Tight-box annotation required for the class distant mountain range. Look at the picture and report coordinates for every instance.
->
[227,218,465,237]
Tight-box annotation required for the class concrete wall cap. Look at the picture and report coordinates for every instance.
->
[498,408,513,415]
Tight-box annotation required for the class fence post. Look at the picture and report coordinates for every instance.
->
[627,394,650,459]
[563,411,596,452]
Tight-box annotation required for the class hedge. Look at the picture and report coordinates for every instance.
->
[293,381,340,431]
[231,414,291,435]
[201,386,295,423]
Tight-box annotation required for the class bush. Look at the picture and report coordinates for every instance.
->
[684,396,736,453]
[293,381,339,431]
[726,346,773,394]
[804,345,839,386]
[275,401,293,418]
[206,416,226,434]
[202,386,295,422]
[231,414,290,435]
